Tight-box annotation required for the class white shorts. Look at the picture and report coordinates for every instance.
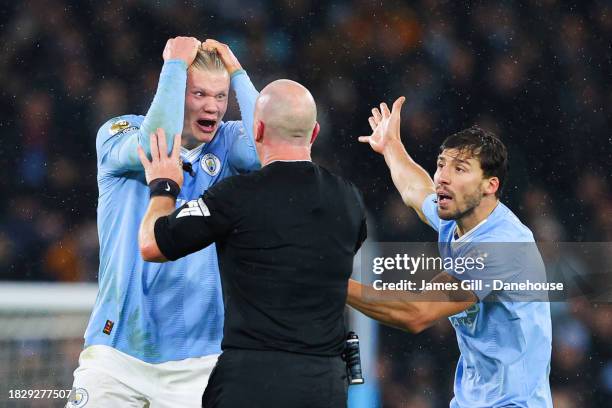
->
[66,345,218,408]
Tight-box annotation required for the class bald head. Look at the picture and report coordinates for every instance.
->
[254,79,317,145]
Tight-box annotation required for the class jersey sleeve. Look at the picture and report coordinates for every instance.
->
[96,115,143,174]
[225,121,261,173]
[226,70,261,173]
[154,178,237,261]
[421,193,441,232]
[95,60,187,175]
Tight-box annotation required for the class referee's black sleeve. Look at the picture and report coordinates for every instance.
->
[154,180,236,261]
[353,187,368,252]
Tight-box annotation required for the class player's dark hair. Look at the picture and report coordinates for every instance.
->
[440,126,508,198]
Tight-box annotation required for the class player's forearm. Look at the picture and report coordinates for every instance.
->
[139,197,175,262]
[347,279,431,333]
[382,140,435,219]
[141,60,188,140]
[231,70,258,143]
[227,70,260,171]
[116,60,187,170]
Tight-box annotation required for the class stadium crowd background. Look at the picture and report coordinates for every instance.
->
[0,0,610,407]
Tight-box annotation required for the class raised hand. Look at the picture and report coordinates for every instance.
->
[137,128,184,189]
[201,39,242,75]
[163,36,201,67]
[358,96,406,155]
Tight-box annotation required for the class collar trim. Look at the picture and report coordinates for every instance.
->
[180,143,205,163]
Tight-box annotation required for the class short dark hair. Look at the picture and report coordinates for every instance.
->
[439,126,508,198]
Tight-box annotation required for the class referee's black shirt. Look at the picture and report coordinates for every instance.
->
[154,161,367,356]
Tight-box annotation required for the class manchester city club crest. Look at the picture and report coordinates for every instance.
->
[68,387,89,407]
[201,153,221,176]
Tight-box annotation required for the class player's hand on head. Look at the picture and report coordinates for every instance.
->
[163,36,201,66]
[137,128,184,189]
[358,96,406,154]
[201,39,242,75]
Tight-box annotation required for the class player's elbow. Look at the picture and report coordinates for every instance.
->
[392,307,435,334]
[400,188,434,210]
[139,242,156,261]
[402,315,433,334]
[139,240,165,263]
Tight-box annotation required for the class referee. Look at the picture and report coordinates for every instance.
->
[137,79,367,408]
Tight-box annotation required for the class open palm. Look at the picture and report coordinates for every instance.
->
[358,96,406,154]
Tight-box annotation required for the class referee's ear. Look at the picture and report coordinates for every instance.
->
[310,122,320,145]
[255,121,265,143]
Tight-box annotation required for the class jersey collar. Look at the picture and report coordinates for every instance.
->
[452,200,501,243]
[452,218,488,243]
[180,143,205,163]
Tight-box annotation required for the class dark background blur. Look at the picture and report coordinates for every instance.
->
[0,0,610,407]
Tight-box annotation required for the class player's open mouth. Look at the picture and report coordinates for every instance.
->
[437,193,453,205]
[196,119,216,133]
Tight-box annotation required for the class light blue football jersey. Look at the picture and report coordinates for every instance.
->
[85,67,260,363]
[421,193,553,408]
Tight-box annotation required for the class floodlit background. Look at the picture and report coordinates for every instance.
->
[1,1,611,407]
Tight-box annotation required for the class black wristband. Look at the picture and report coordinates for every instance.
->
[149,178,180,199]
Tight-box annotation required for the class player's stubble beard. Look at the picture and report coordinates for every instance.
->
[439,185,483,221]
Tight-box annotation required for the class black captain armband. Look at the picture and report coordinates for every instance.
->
[149,178,180,199]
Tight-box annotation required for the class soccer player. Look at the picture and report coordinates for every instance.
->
[67,37,260,407]
[137,79,367,407]
[348,97,552,407]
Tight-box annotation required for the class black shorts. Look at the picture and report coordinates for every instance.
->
[202,348,348,408]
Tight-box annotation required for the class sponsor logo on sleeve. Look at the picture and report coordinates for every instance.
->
[115,126,138,136]
[109,119,130,135]
[109,119,138,136]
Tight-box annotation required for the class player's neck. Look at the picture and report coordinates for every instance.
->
[181,134,205,151]
[260,146,312,167]
[456,197,499,237]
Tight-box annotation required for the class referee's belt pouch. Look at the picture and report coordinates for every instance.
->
[342,331,364,385]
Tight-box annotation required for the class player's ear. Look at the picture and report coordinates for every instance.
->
[255,121,265,143]
[310,122,320,145]
[484,176,499,196]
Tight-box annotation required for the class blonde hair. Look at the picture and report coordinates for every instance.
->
[190,49,227,73]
